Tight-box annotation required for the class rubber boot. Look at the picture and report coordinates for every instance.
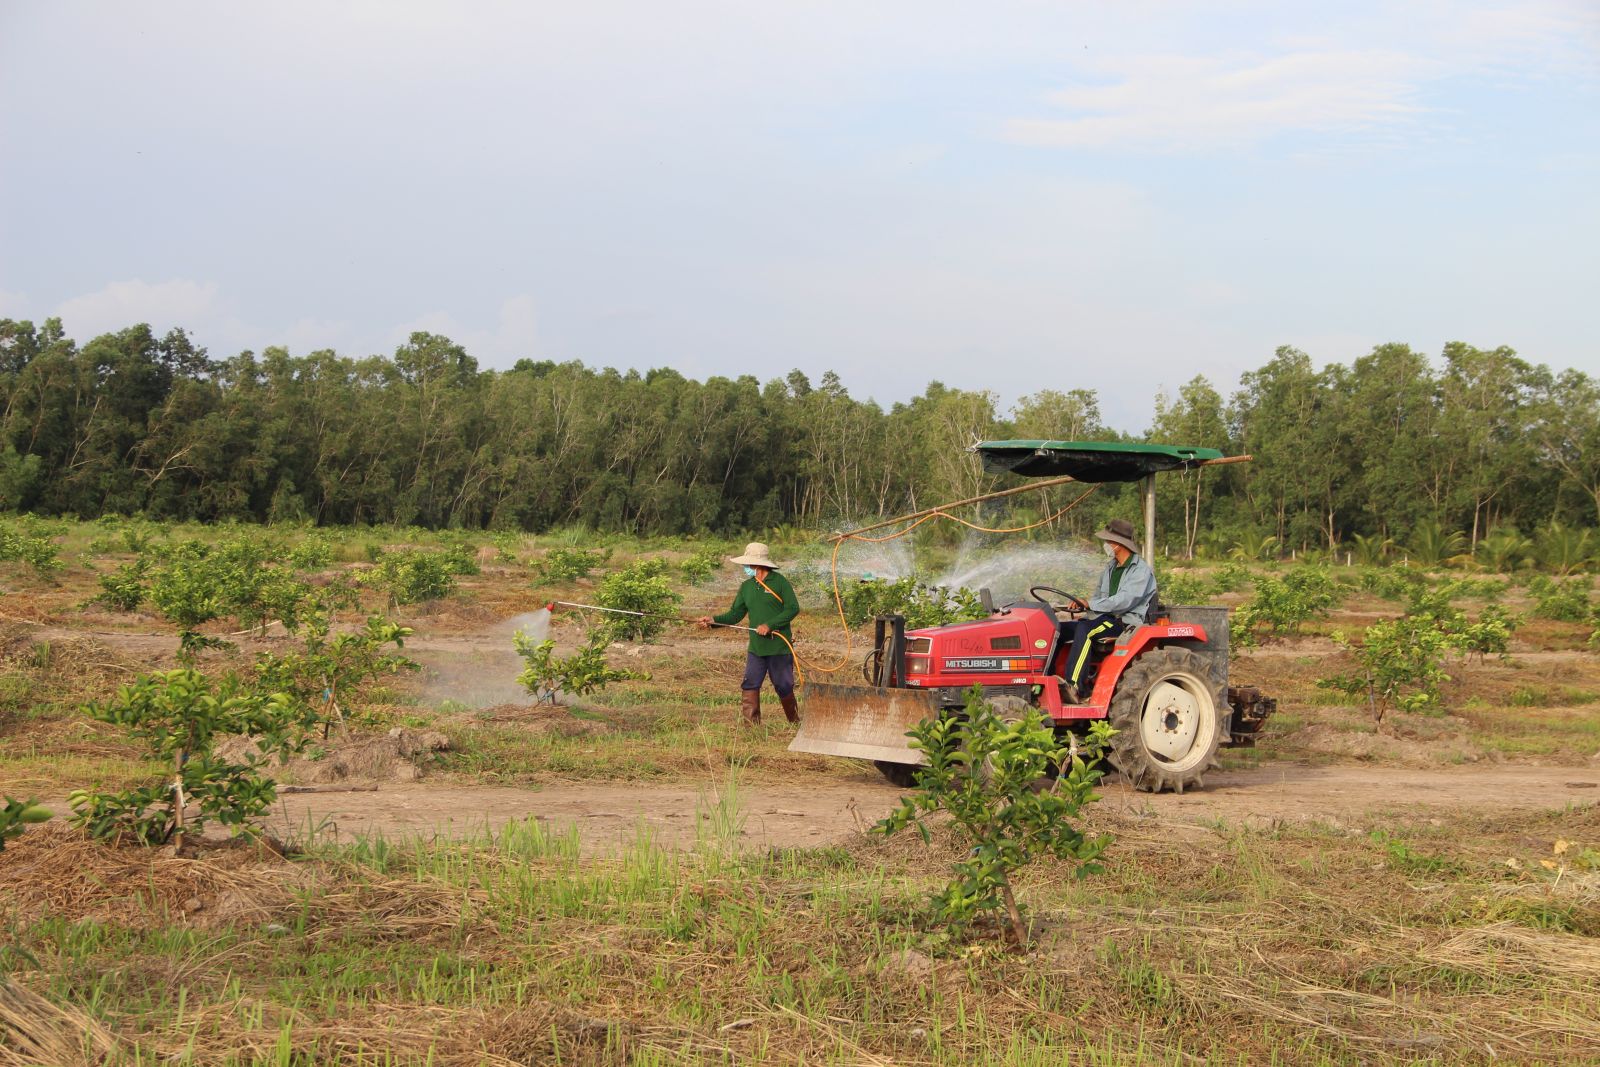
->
[779,692,800,724]
[740,688,761,727]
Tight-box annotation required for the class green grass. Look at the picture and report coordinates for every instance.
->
[7,775,1600,1065]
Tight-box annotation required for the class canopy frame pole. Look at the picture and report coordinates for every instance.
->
[1142,475,1157,561]
[828,454,1251,545]
[827,474,1082,542]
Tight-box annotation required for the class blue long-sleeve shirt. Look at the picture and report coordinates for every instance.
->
[1088,553,1158,626]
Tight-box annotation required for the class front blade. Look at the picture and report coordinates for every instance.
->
[788,682,942,764]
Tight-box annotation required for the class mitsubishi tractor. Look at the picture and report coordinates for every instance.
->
[789,440,1276,794]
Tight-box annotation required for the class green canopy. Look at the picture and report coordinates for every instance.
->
[976,440,1225,482]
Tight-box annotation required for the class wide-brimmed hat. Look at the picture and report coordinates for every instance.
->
[728,542,783,569]
[1095,518,1140,554]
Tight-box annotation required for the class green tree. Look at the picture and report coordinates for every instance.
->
[875,690,1113,947]
[1151,375,1231,559]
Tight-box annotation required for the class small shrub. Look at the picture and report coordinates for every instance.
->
[255,609,416,735]
[0,520,62,575]
[1358,566,1428,602]
[438,542,480,577]
[1320,614,1460,722]
[1434,576,1509,601]
[249,569,316,633]
[514,633,642,704]
[1527,575,1591,622]
[366,550,459,606]
[679,547,723,585]
[1234,566,1339,646]
[1208,562,1251,593]
[1157,571,1210,605]
[1454,604,1517,662]
[595,559,681,642]
[841,575,986,629]
[286,535,335,571]
[71,670,307,845]
[489,531,523,564]
[537,547,611,582]
[96,559,150,612]
[147,546,228,660]
[875,688,1113,947]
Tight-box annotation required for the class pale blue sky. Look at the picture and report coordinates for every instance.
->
[2,1,1596,429]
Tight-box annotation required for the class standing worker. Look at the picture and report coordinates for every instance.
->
[696,542,802,727]
[1062,518,1159,701]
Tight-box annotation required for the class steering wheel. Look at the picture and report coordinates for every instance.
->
[1029,586,1089,614]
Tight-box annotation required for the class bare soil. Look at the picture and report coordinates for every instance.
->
[265,761,1600,853]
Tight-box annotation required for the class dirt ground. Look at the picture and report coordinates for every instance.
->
[263,761,1600,853]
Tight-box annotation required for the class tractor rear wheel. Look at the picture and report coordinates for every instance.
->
[1106,647,1224,794]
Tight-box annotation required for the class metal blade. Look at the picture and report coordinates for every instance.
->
[788,682,943,765]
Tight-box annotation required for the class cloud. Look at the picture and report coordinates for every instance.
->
[385,295,540,368]
[1002,0,1598,154]
[1004,48,1431,152]
[53,279,223,342]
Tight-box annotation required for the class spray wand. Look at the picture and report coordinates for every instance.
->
[545,600,757,633]
[546,599,809,684]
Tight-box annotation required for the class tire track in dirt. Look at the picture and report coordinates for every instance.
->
[268,762,1600,853]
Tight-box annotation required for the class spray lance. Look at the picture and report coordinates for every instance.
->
[545,601,758,633]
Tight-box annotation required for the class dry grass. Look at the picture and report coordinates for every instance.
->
[0,978,117,1066]
[8,801,1600,1064]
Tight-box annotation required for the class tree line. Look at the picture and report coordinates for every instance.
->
[1,317,1596,555]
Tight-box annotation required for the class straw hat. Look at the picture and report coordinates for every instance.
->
[1095,518,1141,554]
[728,542,783,569]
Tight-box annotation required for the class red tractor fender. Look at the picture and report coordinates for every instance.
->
[1072,621,1211,719]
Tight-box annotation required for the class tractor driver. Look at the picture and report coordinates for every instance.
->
[1063,518,1158,702]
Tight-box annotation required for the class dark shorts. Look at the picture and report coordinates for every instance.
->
[741,653,796,697]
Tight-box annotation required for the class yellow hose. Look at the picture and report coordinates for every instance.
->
[754,483,1102,686]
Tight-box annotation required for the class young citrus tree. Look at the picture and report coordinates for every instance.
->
[594,559,680,642]
[513,632,641,704]
[0,797,51,851]
[254,609,417,737]
[875,688,1113,948]
[71,671,308,847]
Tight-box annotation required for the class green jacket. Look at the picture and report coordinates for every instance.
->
[714,571,801,656]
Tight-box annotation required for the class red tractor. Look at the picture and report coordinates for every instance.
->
[789,440,1275,793]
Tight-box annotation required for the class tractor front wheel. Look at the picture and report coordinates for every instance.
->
[1106,647,1224,794]
[873,760,921,788]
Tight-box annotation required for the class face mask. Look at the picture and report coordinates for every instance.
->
[742,566,757,578]
[1103,542,1118,559]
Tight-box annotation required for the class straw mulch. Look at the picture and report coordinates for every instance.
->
[0,979,117,1067]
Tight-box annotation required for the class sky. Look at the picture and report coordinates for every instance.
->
[1,1,1597,430]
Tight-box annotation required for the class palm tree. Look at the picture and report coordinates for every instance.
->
[1476,525,1532,574]
[1534,521,1595,576]
[1407,519,1467,566]
[1348,532,1394,566]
